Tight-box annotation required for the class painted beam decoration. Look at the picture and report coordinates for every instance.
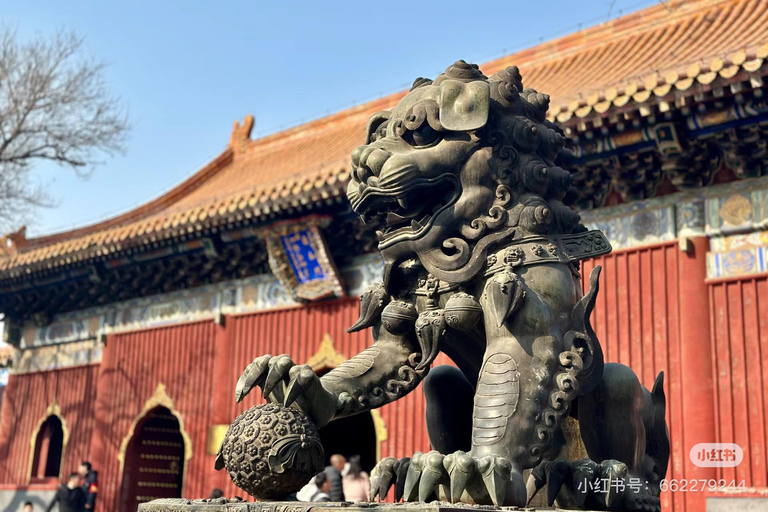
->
[263,215,345,301]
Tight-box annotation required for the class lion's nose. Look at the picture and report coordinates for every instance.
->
[351,145,365,168]
[351,145,391,184]
[365,148,391,176]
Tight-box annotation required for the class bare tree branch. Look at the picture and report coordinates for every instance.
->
[0,27,129,232]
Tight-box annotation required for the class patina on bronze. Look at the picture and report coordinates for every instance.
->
[213,61,670,512]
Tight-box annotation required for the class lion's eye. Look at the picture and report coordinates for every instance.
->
[407,124,440,147]
[374,121,388,141]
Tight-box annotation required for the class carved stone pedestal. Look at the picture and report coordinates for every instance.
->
[137,500,624,512]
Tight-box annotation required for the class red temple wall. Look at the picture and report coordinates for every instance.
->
[0,364,100,485]
[92,321,219,511]
[0,241,756,512]
[708,275,768,489]
[582,242,686,512]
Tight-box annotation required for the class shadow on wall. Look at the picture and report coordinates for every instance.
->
[0,489,57,512]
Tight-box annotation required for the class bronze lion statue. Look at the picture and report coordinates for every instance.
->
[234,61,669,511]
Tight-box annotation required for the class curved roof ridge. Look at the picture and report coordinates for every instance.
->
[3,0,764,268]
[240,94,403,154]
[483,0,730,73]
[14,149,234,250]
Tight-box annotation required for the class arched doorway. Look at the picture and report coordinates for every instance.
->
[318,412,377,472]
[120,406,185,512]
[30,415,64,479]
[308,335,382,473]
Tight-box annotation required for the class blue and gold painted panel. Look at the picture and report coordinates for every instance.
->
[263,215,345,302]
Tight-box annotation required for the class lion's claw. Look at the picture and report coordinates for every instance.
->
[570,458,599,508]
[392,457,410,502]
[262,355,294,400]
[284,364,316,407]
[444,451,475,502]
[377,457,397,501]
[235,354,271,403]
[235,354,337,427]
[403,452,423,502]
[418,451,446,501]
[477,455,512,506]
[601,459,629,509]
[370,451,522,506]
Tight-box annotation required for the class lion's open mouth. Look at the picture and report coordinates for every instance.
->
[352,174,459,248]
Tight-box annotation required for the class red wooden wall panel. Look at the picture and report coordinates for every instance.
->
[582,242,684,512]
[0,364,100,485]
[708,276,768,489]
[94,321,218,511]
[0,241,739,512]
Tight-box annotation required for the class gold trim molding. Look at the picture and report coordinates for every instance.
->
[28,399,70,482]
[370,409,388,463]
[306,334,346,371]
[117,384,193,496]
[206,424,229,455]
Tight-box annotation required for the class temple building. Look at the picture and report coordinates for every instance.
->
[0,0,767,510]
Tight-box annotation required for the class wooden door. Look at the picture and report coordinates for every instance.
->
[120,406,184,512]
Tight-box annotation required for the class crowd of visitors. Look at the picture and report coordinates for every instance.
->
[297,454,370,503]
[19,462,98,512]
[32,455,371,509]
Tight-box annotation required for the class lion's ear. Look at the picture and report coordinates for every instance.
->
[438,80,490,131]
[365,111,391,144]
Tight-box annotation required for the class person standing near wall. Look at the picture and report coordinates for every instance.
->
[324,455,346,502]
[309,473,331,502]
[45,473,85,512]
[77,462,98,511]
[341,455,369,502]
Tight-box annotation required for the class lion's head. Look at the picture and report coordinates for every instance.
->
[348,60,581,284]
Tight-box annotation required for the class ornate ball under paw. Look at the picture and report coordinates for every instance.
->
[216,403,324,499]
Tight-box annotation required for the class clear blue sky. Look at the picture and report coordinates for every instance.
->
[5,0,658,236]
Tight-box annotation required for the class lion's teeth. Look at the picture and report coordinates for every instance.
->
[411,220,422,230]
[376,230,385,239]
[397,198,408,209]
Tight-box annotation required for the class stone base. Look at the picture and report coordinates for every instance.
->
[137,500,614,512]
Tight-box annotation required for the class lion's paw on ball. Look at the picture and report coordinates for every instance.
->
[215,403,324,499]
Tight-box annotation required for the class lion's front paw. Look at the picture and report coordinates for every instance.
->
[370,451,525,506]
[234,354,338,427]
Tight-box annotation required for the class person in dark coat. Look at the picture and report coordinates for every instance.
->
[45,473,85,512]
[324,454,346,501]
[78,461,98,511]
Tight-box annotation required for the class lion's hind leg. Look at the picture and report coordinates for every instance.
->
[531,363,667,511]
[578,363,647,472]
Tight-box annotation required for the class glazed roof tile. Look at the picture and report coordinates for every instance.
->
[1,0,766,276]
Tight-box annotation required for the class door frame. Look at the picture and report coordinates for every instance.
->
[118,383,192,504]
[27,399,69,482]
